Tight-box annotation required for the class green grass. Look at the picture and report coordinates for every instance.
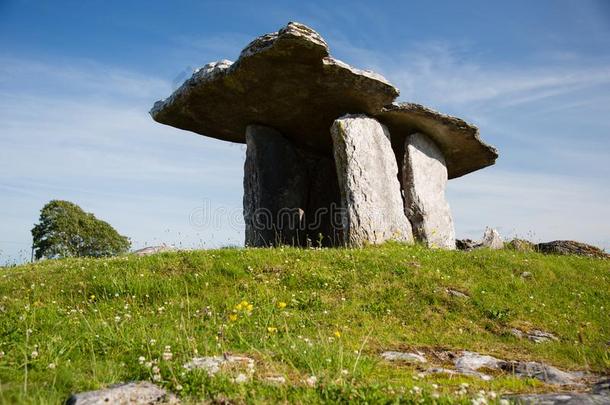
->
[0,243,608,404]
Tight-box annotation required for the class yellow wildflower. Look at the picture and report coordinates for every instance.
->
[267,327,278,334]
[277,302,287,309]
[247,304,253,312]
[229,313,238,322]
[333,330,341,338]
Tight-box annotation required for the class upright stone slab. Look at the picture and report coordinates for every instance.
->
[331,115,413,246]
[243,125,341,247]
[402,133,456,249]
[244,125,307,246]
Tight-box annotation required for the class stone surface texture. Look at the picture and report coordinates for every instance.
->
[151,22,497,177]
[510,328,559,343]
[151,22,398,154]
[537,240,609,258]
[66,382,177,405]
[133,245,176,257]
[402,133,455,249]
[452,351,585,386]
[481,227,504,249]
[380,351,427,363]
[331,115,413,246]
[378,103,498,179]
[243,125,341,247]
[183,354,255,376]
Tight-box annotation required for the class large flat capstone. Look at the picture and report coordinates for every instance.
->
[402,133,456,249]
[151,22,398,154]
[378,103,498,179]
[331,115,413,246]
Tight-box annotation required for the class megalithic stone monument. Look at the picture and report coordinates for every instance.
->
[150,22,498,248]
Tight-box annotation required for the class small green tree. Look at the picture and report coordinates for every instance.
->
[31,200,130,259]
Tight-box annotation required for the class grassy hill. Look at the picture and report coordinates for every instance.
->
[0,244,608,404]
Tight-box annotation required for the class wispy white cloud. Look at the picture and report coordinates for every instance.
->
[0,56,245,263]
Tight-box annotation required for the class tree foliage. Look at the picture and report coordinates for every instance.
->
[31,200,130,259]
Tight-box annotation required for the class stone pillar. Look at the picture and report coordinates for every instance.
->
[402,133,456,249]
[331,114,413,246]
[244,125,307,247]
[243,125,342,247]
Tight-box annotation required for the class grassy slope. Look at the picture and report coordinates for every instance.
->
[0,244,608,404]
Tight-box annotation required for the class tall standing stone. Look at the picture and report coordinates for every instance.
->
[331,115,413,246]
[402,133,456,249]
[243,125,342,247]
[243,125,307,247]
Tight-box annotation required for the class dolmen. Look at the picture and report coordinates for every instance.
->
[151,22,498,249]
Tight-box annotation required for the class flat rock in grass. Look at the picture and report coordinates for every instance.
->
[264,375,287,385]
[536,240,609,258]
[381,351,427,363]
[506,379,610,404]
[133,245,176,256]
[511,328,559,343]
[425,367,493,381]
[507,238,536,252]
[151,22,398,154]
[446,288,469,299]
[66,382,178,405]
[183,354,255,376]
[501,361,582,386]
[456,239,480,251]
[454,351,505,372]
[453,351,584,386]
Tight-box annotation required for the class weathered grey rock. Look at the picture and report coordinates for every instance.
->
[506,391,610,405]
[402,133,455,249]
[183,354,255,376]
[481,227,504,249]
[454,351,505,372]
[244,125,307,247]
[331,115,413,246]
[537,240,608,258]
[376,103,498,179]
[446,288,469,298]
[133,245,176,257]
[456,239,480,250]
[264,375,287,385]
[507,379,609,404]
[151,22,398,154]
[507,238,536,252]
[243,125,341,247]
[425,366,493,381]
[380,351,427,363]
[66,382,177,405]
[510,328,559,343]
[452,351,584,386]
[501,361,581,386]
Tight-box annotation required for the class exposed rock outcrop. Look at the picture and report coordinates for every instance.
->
[537,240,608,258]
[66,382,177,405]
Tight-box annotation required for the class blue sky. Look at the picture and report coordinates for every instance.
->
[1,0,609,263]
